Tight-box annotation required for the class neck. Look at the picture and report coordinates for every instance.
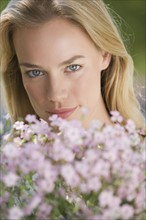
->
[82,96,112,128]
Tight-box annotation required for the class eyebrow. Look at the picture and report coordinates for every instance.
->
[19,55,85,68]
[59,55,85,66]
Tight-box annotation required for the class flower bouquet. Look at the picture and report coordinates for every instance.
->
[0,111,145,220]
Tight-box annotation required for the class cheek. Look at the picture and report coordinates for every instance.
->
[71,75,88,97]
[71,69,101,102]
[23,82,43,104]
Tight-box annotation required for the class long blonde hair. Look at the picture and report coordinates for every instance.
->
[0,0,144,127]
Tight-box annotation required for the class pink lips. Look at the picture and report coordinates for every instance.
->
[47,106,77,119]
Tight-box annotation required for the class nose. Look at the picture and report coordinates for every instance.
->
[47,75,68,103]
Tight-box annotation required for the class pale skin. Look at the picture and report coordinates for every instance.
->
[13,18,111,127]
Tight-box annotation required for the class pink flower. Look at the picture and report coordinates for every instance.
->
[117,186,128,199]
[2,143,20,158]
[75,161,89,178]
[3,172,19,187]
[49,114,63,127]
[91,160,110,179]
[1,111,144,219]
[79,182,89,193]
[25,114,37,123]
[38,179,55,193]
[110,111,123,123]
[85,149,99,163]
[61,164,80,187]
[86,176,101,191]
[25,195,41,215]
[51,139,75,162]
[8,206,23,220]
[13,121,25,130]
[63,125,83,146]
[120,205,134,220]
[125,119,136,133]
[13,137,23,146]
[0,192,9,206]
[135,185,145,212]
[37,203,52,219]
[102,206,121,219]
[99,190,121,208]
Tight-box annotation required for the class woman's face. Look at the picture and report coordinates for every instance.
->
[13,18,111,126]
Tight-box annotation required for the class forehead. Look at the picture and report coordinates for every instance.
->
[13,18,94,46]
[13,18,98,64]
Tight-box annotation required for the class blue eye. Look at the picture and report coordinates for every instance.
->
[66,64,81,72]
[26,70,44,78]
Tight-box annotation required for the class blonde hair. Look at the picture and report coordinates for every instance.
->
[0,0,144,127]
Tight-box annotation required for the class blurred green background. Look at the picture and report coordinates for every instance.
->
[0,0,145,76]
[104,0,145,77]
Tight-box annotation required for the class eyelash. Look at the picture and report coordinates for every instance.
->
[25,70,44,78]
[65,64,81,72]
[25,64,82,78]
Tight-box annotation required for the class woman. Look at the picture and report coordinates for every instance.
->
[0,0,144,128]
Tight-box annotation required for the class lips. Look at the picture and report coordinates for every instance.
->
[47,106,78,119]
